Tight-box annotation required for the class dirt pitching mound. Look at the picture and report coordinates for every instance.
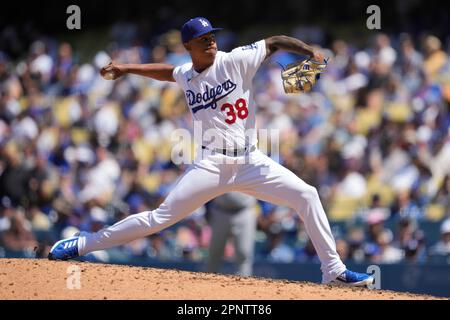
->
[0,259,442,300]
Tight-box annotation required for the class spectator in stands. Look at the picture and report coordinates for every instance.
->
[422,35,447,81]
[390,189,424,220]
[147,233,176,260]
[0,209,38,254]
[0,142,30,207]
[429,218,450,257]
[394,217,427,262]
[374,229,404,263]
[433,174,450,209]
[335,238,349,262]
[0,197,15,233]
[366,208,387,243]
[296,238,320,263]
[373,33,397,68]
[266,225,295,263]
[346,226,366,262]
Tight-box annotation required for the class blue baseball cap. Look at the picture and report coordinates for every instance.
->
[181,17,222,43]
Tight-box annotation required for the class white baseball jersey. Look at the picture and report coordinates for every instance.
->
[172,40,267,150]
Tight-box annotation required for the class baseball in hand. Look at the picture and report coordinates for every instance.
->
[102,71,116,80]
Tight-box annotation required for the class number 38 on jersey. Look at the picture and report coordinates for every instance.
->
[220,98,249,125]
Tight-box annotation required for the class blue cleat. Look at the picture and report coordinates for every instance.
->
[331,270,375,287]
[48,236,80,261]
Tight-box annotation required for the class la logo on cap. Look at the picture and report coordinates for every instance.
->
[199,19,209,27]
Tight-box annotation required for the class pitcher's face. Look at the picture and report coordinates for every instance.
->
[185,32,217,63]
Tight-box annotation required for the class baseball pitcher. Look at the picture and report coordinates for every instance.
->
[49,17,373,286]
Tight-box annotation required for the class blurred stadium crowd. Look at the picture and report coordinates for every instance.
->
[0,21,449,267]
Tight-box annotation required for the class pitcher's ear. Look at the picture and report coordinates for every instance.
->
[183,42,191,51]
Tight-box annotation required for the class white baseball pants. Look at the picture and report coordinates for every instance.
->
[78,148,346,283]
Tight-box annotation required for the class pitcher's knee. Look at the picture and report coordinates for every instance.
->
[294,185,321,213]
[302,185,320,202]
